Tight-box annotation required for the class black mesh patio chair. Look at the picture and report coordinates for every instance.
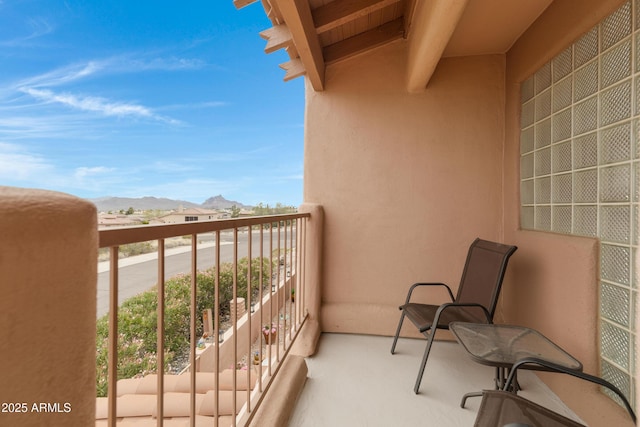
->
[390,238,517,393]
[474,357,636,427]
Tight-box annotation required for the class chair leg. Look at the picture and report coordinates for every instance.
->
[460,391,482,408]
[390,311,406,354]
[461,367,502,408]
[413,329,436,394]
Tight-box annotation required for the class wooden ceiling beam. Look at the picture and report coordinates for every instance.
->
[273,0,325,90]
[313,0,402,34]
[323,17,404,65]
[406,0,468,92]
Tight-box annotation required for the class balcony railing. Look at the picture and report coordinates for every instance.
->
[97,212,311,426]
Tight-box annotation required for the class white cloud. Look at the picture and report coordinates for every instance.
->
[120,56,205,72]
[0,17,55,47]
[0,142,52,180]
[2,54,207,127]
[0,113,106,141]
[24,17,55,40]
[14,55,204,90]
[19,62,103,88]
[23,88,149,116]
[157,101,227,111]
[74,166,115,180]
[0,143,123,195]
[20,87,181,124]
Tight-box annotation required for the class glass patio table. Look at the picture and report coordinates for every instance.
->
[449,322,582,408]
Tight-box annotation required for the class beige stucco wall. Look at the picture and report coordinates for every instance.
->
[503,0,634,425]
[303,0,635,424]
[304,40,507,336]
[0,187,97,426]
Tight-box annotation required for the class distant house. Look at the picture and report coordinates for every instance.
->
[158,207,221,224]
[216,208,254,219]
[97,213,144,228]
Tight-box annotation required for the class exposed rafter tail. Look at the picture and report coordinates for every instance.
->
[259,25,294,54]
[274,0,325,90]
[233,0,258,9]
[279,59,306,81]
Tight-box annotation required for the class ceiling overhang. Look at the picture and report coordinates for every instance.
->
[234,0,553,92]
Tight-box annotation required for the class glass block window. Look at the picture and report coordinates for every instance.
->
[520,0,639,407]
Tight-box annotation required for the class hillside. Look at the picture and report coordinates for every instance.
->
[90,195,250,212]
[201,195,249,210]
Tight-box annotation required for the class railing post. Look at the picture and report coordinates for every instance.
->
[291,203,323,357]
[156,239,165,427]
[108,247,119,427]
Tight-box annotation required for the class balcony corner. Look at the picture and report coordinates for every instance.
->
[247,355,307,427]
[290,319,321,357]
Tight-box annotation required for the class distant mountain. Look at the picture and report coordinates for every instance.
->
[201,195,250,210]
[90,196,245,212]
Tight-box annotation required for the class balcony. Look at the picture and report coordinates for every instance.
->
[0,187,634,427]
[0,189,573,426]
[93,204,585,426]
[3,0,639,425]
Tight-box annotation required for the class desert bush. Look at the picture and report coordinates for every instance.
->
[96,256,274,397]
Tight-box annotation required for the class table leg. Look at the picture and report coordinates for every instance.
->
[495,366,503,389]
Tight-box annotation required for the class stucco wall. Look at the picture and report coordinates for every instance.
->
[503,0,634,425]
[302,0,635,423]
[303,40,507,336]
[0,187,97,426]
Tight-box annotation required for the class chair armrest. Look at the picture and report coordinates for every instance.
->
[505,357,636,423]
[402,282,455,306]
[434,302,492,323]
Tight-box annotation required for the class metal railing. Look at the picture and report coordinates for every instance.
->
[98,213,310,426]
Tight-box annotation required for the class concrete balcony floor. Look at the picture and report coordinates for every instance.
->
[289,333,583,426]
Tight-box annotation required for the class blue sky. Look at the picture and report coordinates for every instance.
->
[0,0,304,206]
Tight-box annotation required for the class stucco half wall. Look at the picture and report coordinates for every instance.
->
[303,39,507,337]
[0,187,97,426]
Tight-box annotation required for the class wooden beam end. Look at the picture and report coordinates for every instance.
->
[233,0,258,10]
[279,59,306,81]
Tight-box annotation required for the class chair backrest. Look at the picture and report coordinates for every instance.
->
[475,390,585,427]
[475,357,636,426]
[455,238,518,318]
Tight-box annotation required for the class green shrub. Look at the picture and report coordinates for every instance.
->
[96,256,274,397]
[98,241,155,260]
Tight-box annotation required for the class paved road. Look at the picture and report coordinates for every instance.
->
[97,229,297,318]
